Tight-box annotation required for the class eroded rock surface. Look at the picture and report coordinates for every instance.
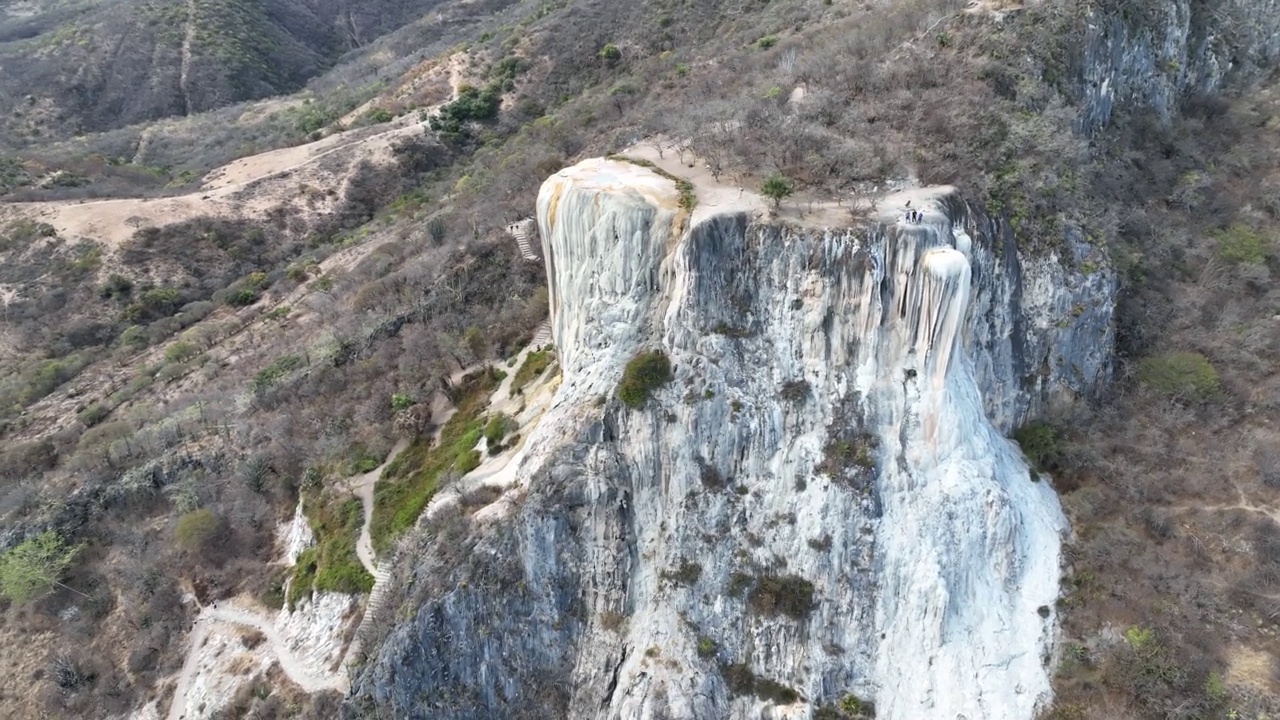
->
[346,158,1115,720]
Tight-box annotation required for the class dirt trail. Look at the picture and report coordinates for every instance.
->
[620,138,951,229]
[166,438,411,718]
[0,119,422,250]
[348,438,410,574]
[0,53,468,250]
[166,601,346,720]
[1177,485,1280,527]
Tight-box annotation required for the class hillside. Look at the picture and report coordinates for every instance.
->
[0,0,1278,718]
[0,0,525,143]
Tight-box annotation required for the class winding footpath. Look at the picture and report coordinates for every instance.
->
[166,337,556,717]
[349,439,409,574]
[165,602,345,720]
[166,441,408,719]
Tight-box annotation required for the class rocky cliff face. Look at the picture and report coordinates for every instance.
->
[345,157,1115,720]
[1079,0,1280,131]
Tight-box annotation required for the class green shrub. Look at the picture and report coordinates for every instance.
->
[100,273,134,299]
[120,325,149,349]
[225,288,260,307]
[839,694,870,716]
[757,35,778,49]
[761,174,794,209]
[748,574,815,619]
[457,448,482,473]
[77,403,110,427]
[599,43,622,62]
[430,85,501,139]
[140,287,179,308]
[252,354,305,393]
[512,348,554,393]
[175,509,223,554]
[1012,421,1061,473]
[484,413,513,449]
[124,287,181,322]
[818,434,877,476]
[311,499,374,594]
[1137,352,1220,401]
[288,497,375,607]
[1204,670,1228,706]
[288,547,318,610]
[1213,224,1271,264]
[617,350,673,409]
[0,531,79,605]
[350,456,379,475]
[164,341,199,363]
[391,392,414,411]
[697,636,716,658]
[366,107,395,124]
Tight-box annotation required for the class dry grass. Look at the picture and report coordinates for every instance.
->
[1045,77,1280,718]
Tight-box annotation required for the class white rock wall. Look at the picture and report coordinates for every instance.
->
[347,159,1113,720]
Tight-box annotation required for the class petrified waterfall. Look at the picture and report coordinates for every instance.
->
[346,158,1113,720]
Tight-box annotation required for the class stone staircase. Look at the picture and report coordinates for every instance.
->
[506,218,540,261]
[531,320,553,349]
[347,561,394,665]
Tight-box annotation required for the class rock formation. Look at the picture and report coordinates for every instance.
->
[345,157,1115,720]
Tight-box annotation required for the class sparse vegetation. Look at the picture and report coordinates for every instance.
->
[512,348,554,393]
[697,636,716,658]
[1212,224,1271,263]
[747,574,815,620]
[175,508,227,558]
[289,497,373,607]
[720,662,798,703]
[484,413,514,453]
[608,155,697,210]
[1012,421,1062,473]
[818,434,877,478]
[0,531,79,605]
[599,43,622,63]
[661,560,702,587]
[617,350,673,409]
[779,379,810,402]
[372,369,501,551]
[1136,352,1220,401]
[761,174,794,210]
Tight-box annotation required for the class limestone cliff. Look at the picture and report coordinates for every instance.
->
[1079,0,1280,131]
[344,158,1114,720]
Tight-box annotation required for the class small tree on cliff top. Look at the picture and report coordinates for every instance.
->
[761,174,794,210]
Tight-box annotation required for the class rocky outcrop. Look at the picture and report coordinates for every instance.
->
[345,158,1115,720]
[1079,0,1280,131]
